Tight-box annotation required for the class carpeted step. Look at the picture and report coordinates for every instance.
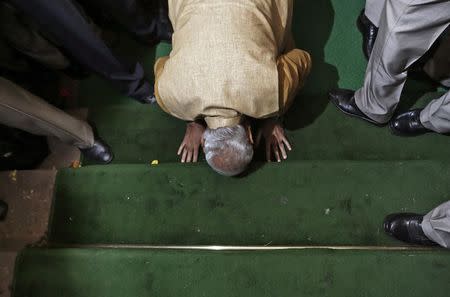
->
[49,161,450,245]
[86,92,450,164]
[13,248,450,297]
[87,105,186,164]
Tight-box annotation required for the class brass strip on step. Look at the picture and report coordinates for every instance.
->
[48,244,439,251]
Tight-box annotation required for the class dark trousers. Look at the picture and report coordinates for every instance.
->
[9,0,153,102]
[77,0,171,41]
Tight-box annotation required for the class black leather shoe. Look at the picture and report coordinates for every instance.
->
[80,139,113,164]
[389,109,431,137]
[329,88,385,126]
[383,213,437,246]
[357,10,378,60]
[80,125,114,164]
[0,200,8,221]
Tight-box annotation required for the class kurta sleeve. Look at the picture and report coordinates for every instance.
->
[277,48,312,115]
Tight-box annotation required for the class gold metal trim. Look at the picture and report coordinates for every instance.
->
[48,244,438,251]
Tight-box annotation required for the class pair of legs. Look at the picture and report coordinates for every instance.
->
[0,77,112,163]
[331,0,450,135]
[359,0,450,128]
[364,0,450,87]
[6,0,171,103]
[385,200,450,248]
[350,1,450,248]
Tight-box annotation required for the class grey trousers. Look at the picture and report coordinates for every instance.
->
[424,28,450,88]
[357,0,450,133]
[0,77,94,149]
[422,200,450,248]
[365,0,450,87]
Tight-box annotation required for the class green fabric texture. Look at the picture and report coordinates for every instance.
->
[85,92,449,164]
[49,161,450,245]
[13,248,450,297]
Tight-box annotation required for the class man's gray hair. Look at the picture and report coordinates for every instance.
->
[203,125,253,176]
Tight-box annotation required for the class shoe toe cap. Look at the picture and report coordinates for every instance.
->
[328,89,355,102]
[383,214,400,234]
[389,119,402,131]
[95,142,114,164]
[100,150,113,163]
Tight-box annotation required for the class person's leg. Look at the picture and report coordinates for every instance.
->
[355,0,450,124]
[0,1,70,70]
[424,28,450,87]
[422,201,450,248]
[364,0,386,27]
[420,90,450,133]
[80,0,172,44]
[358,0,385,60]
[0,77,94,149]
[9,0,152,103]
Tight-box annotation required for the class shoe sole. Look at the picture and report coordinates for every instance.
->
[329,96,386,127]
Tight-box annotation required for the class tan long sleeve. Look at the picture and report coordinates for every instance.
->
[277,48,312,114]
[153,56,170,113]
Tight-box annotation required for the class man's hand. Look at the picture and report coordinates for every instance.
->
[256,118,292,162]
[177,121,206,163]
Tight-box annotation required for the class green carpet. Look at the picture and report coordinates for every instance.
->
[86,92,450,163]
[49,161,450,245]
[14,248,450,297]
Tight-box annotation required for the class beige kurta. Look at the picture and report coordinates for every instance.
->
[154,0,311,129]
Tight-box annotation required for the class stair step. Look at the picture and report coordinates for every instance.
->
[13,248,450,297]
[85,91,450,165]
[87,105,185,164]
[49,161,450,245]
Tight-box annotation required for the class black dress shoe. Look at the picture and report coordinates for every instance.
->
[80,124,114,164]
[357,10,378,60]
[383,213,437,246]
[329,88,385,126]
[80,140,113,164]
[0,200,8,221]
[389,109,431,137]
